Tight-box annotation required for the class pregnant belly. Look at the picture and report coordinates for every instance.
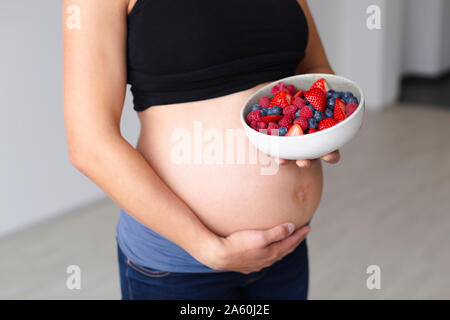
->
[135,83,323,236]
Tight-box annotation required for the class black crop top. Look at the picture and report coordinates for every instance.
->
[126,0,309,111]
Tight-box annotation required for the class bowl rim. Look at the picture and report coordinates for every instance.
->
[240,73,365,139]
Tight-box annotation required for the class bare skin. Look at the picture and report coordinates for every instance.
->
[62,0,338,274]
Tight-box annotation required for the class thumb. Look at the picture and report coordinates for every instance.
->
[261,222,295,245]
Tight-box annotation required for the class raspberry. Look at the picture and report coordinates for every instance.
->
[345,102,358,116]
[307,128,318,134]
[246,110,262,123]
[256,121,267,130]
[283,105,298,119]
[259,96,270,108]
[278,116,293,128]
[271,82,286,96]
[293,97,306,109]
[298,105,313,119]
[267,122,280,135]
[293,117,308,131]
[286,84,297,96]
[249,120,258,129]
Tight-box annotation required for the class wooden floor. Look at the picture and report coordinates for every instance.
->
[1,104,449,299]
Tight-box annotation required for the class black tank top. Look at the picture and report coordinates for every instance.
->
[126,0,309,111]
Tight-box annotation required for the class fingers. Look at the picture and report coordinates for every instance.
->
[270,225,311,258]
[274,158,289,165]
[321,150,340,164]
[260,222,295,245]
[295,159,311,168]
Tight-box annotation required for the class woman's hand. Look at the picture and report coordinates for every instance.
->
[275,149,341,168]
[203,223,310,274]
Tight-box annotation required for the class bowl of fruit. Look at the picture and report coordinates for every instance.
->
[240,73,364,160]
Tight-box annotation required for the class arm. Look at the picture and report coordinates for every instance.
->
[62,0,310,273]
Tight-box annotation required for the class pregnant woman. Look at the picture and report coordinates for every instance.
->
[62,0,339,300]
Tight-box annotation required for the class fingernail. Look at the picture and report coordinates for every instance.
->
[287,223,295,234]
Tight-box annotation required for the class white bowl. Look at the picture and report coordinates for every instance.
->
[240,73,365,160]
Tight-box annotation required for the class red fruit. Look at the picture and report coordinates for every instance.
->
[286,84,297,96]
[269,91,293,108]
[256,121,267,131]
[267,122,280,135]
[318,118,337,131]
[283,105,298,119]
[334,98,346,122]
[259,96,270,108]
[285,123,304,136]
[307,128,318,134]
[304,88,326,112]
[278,116,293,127]
[298,105,313,119]
[292,97,306,109]
[271,82,286,96]
[249,120,258,129]
[310,78,328,93]
[345,102,358,116]
[293,117,308,131]
[246,110,262,123]
[294,89,304,99]
[261,114,283,123]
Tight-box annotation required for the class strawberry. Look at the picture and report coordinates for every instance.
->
[285,123,304,136]
[310,78,328,93]
[269,91,293,108]
[318,118,337,131]
[261,114,283,124]
[307,128,318,134]
[334,98,346,121]
[304,88,326,112]
[294,89,304,99]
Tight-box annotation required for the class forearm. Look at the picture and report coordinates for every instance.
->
[70,133,219,260]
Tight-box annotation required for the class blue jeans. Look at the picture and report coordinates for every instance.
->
[117,239,309,300]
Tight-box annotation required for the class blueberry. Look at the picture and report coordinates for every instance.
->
[308,118,318,130]
[249,104,261,112]
[278,126,288,136]
[342,91,353,99]
[314,110,324,122]
[295,109,301,118]
[347,97,359,104]
[271,106,283,115]
[332,91,341,99]
[324,108,334,118]
[260,108,268,117]
[326,90,335,100]
[327,97,336,108]
[307,104,315,113]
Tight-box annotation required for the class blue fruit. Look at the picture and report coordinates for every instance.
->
[342,92,353,99]
[249,104,261,112]
[279,126,288,136]
[332,91,341,99]
[327,97,336,109]
[347,97,359,104]
[308,118,318,130]
[314,110,324,122]
[326,90,335,100]
[307,104,315,113]
[260,108,268,117]
[271,106,283,115]
[295,109,301,118]
[324,108,334,118]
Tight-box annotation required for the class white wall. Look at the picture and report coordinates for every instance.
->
[0,1,140,237]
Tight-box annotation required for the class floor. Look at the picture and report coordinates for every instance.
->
[1,104,449,300]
